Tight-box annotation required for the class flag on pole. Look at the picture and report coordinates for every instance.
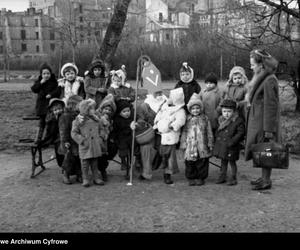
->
[141,60,162,94]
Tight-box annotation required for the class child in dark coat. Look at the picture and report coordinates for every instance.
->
[59,95,83,184]
[174,62,201,109]
[213,99,245,185]
[71,99,104,187]
[111,99,134,180]
[40,98,65,168]
[31,63,59,143]
[84,59,108,109]
[180,93,214,186]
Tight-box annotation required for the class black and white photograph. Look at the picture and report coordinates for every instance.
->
[0,0,299,240]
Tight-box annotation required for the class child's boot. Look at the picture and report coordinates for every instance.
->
[94,178,104,185]
[196,179,205,186]
[227,175,237,185]
[82,179,90,187]
[163,173,173,185]
[216,174,226,184]
[188,179,196,186]
[62,171,72,185]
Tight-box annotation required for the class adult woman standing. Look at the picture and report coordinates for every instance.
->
[244,49,280,190]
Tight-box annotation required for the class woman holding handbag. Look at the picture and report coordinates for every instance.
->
[244,49,280,190]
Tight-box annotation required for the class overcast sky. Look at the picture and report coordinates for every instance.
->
[0,0,29,12]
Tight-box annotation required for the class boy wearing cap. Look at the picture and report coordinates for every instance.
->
[213,99,245,185]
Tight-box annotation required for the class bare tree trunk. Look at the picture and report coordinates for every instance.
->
[96,0,131,67]
[296,59,300,112]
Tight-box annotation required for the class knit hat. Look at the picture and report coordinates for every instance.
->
[48,98,65,110]
[205,72,218,84]
[79,99,96,115]
[220,99,237,110]
[60,63,78,77]
[116,99,131,114]
[99,94,117,114]
[228,66,248,86]
[168,87,185,107]
[187,93,203,113]
[66,95,83,108]
[39,63,53,75]
[179,62,194,83]
[111,69,126,86]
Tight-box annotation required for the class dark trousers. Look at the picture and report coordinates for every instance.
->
[185,158,209,180]
[54,142,64,168]
[98,154,109,172]
[220,159,237,177]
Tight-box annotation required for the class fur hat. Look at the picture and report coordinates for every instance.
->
[48,98,65,110]
[187,93,203,113]
[205,72,218,84]
[66,95,83,107]
[220,99,237,110]
[99,94,116,114]
[79,99,96,115]
[179,62,194,83]
[61,63,78,77]
[228,66,248,86]
[39,63,53,75]
[116,99,131,114]
[88,59,106,77]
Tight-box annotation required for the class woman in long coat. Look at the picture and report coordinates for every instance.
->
[244,49,280,190]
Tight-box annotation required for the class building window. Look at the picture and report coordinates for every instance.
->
[166,33,170,40]
[21,30,26,39]
[159,12,163,22]
[79,16,83,22]
[21,43,27,52]
[0,45,3,54]
[36,32,39,39]
[79,4,83,13]
[36,45,39,52]
[35,19,38,27]
[50,43,55,51]
[0,31,2,39]
[50,31,55,40]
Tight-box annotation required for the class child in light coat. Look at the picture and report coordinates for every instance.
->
[154,87,186,184]
[180,93,214,186]
[71,99,104,187]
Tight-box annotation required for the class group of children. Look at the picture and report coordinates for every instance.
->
[31,60,248,187]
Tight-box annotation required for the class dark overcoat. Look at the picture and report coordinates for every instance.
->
[213,114,245,161]
[174,79,201,106]
[244,71,280,161]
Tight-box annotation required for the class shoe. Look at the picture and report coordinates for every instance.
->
[252,180,272,190]
[188,180,196,186]
[101,170,108,182]
[250,177,263,185]
[139,175,147,181]
[94,178,105,186]
[164,174,173,185]
[76,176,83,183]
[216,174,226,184]
[227,176,237,186]
[62,174,72,185]
[196,179,205,186]
[82,180,90,187]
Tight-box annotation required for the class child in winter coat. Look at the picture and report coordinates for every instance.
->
[95,94,117,182]
[221,66,248,120]
[213,99,245,185]
[71,99,104,187]
[58,95,83,184]
[153,87,186,184]
[174,62,201,109]
[57,63,85,104]
[200,72,221,135]
[180,93,214,186]
[111,99,134,180]
[84,59,108,109]
[40,98,65,168]
[108,69,135,104]
[31,63,59,144]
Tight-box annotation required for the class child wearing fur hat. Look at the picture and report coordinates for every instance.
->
[40,98,65,168]
[200,72,221,135]
[58,95,83,184]
[71,99,104,187]
[153,87,186,184]
[57,63,85,104]
[95,94,117,181]
[108,69,135,104]
[111,99,134,180]
[180,93,214,186]
[221,66,248,120]
[213,99,245,185]
[174,62,201,109]
[31,63,60,144]
[84,59,108,109]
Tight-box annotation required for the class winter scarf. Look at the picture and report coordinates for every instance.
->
[217,112,239,131]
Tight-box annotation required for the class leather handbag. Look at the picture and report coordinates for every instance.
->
[251,142,289,169]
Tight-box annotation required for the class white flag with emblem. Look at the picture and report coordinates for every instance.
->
[141,61,162,94]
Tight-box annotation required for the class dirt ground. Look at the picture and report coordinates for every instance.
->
[0,81,300,232]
